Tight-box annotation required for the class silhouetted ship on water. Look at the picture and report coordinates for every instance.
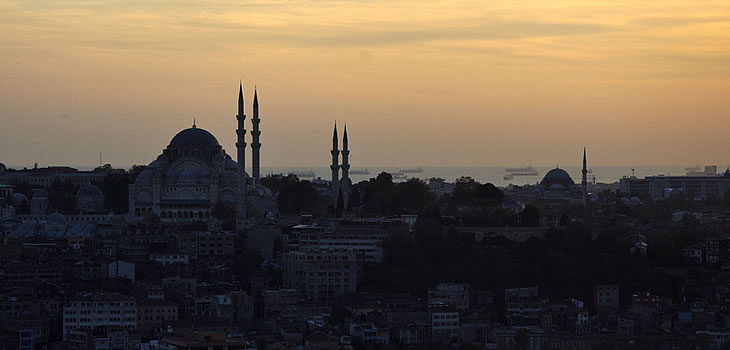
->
[289,170,316,178]
[399,167,423,173]
[505,166,539,176]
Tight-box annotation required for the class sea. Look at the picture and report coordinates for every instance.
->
[22,164,700,188]
[259,166,693,187]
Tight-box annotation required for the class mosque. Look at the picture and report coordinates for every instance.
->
[128,84,276,227]
[536,148,589,203]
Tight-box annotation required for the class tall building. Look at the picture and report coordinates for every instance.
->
[282,250,357,303]
[619,169,730,201]
[127,84,276,224]
[594,284,619,324]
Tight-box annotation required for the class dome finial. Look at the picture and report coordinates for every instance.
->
[193,117,196,128]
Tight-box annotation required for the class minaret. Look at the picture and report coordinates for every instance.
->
[340,124,351,210]
[582,147,588,205]
[236,83,247,225]
[251,87,261,186]
[330,123,340,203]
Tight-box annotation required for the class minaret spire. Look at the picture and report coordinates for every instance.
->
[330,122,340,205]
[251,87,261,185]
[238,82,244,116]
[236,83,247,226]
[340,124,351,212]
[582,147,588,205]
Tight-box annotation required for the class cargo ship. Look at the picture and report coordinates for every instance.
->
[505,166,538,176]
[399,167,423,173]
[288,170,315,178]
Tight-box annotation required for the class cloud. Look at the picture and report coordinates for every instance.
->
[631,16,728,27]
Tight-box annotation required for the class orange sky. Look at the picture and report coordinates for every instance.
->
[1,0,729,168]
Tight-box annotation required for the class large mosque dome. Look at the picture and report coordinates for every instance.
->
[169,127,220,148]
[540,168,575,188]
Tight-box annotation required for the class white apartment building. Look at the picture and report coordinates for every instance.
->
[62,292,136,340]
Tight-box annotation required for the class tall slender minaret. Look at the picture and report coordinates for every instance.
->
[341,124,351,210]
[251,87,261,186]
[330,123,340,203]
[582,147,588,205]
[236,83,247,225]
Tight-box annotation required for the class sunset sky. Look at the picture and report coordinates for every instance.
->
[1,0,729,169]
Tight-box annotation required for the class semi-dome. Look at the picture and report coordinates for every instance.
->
[11,193,28,206]
[47,212,66,224]
[177,169,198,184]
[169,127,220,148]
[77,184,103,197]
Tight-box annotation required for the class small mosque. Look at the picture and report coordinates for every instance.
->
[128,84,276,226]
[536,148,590,202]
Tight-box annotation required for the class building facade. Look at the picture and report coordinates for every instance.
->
[62,292,137,340]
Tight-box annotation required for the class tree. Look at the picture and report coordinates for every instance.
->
[128,165,147,179]
[476,183,504,205]
[211,202,236,230]
[48,178,78,214]
[277,178,321,214]
[392,178,434,214]
[519,205,540,227]
[102,174,131,213]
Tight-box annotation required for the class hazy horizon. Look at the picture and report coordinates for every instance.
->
[2,0,729,168]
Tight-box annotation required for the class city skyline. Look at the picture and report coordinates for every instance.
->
[2,0,730,167]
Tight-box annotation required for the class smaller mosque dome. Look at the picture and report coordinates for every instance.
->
[248,185,273,199]
[169,127,220,148]
[156,154,169,164]
[11,193,28,206]
[137,169,154,183]
[225,157,238,169]
[47,212,66,224]
[77,184,104,197]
